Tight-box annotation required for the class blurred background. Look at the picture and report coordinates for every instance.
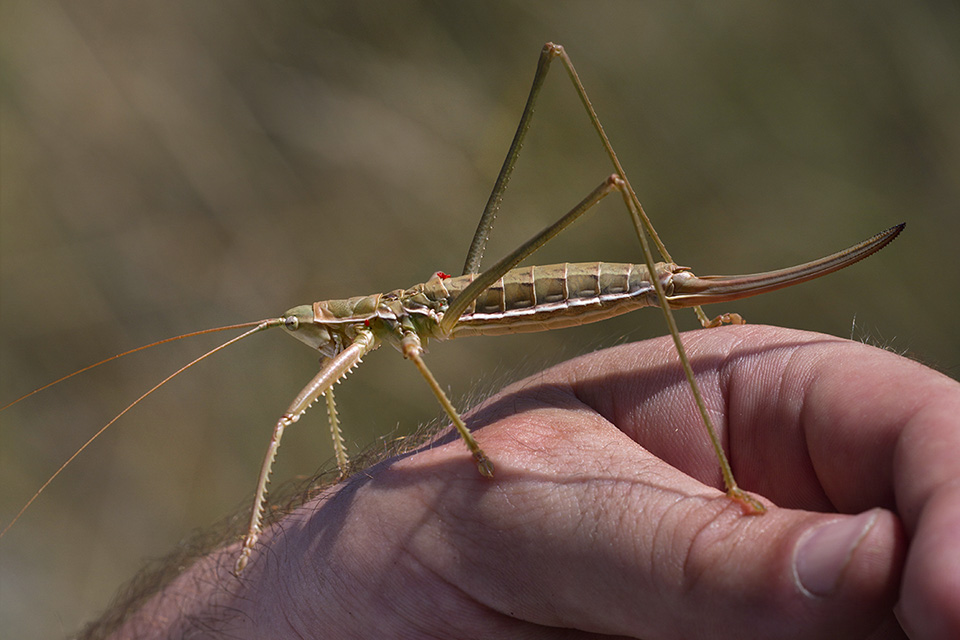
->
[2,1,958,636]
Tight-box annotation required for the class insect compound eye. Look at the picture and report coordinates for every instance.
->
[284,315,300,330]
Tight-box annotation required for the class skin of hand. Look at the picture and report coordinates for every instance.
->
[110,325,960,640]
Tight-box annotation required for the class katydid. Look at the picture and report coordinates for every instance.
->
[0,44,903,576]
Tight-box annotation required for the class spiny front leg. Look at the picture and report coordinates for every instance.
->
[236,414,293,574]
[235,331,376,574]
[400,331,494,478]
[325,388,349,477]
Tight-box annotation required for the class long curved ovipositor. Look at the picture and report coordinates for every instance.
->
[665,223,904,308]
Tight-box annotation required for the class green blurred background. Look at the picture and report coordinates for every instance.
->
[2,1,958,636]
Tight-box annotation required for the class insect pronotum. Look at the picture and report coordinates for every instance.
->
[1,43,903,576]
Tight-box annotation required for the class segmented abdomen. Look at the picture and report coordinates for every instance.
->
[422,262,667,337]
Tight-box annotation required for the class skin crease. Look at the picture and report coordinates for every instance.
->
[108,325,960,640]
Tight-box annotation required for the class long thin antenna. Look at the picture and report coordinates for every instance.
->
[2,321,278,411]
[1,318,284,540]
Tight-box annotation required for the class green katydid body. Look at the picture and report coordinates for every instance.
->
[284,223,902,357]
[284,261,675,354]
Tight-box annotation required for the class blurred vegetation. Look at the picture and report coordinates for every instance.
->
[2,1,958,636]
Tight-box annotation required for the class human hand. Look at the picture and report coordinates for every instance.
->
[112,325,960,639]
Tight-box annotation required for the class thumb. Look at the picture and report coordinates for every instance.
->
[676,504,906,639]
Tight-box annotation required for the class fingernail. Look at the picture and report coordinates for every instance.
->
[793,509,879,597]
